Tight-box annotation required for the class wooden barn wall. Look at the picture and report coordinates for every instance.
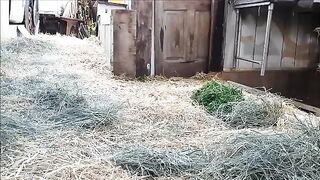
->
[132,0,153,76]
[223,4,320,70]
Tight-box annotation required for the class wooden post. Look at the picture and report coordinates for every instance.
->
[112,10,137,77]
[132,0,153,76]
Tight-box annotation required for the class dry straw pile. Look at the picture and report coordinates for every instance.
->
[193,81,284,129]
[112,120,320,179]
[1,35,319,179]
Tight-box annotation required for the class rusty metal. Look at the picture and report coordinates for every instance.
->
[237,57,262,64]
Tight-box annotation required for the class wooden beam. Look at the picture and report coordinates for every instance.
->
[132,0,153,76]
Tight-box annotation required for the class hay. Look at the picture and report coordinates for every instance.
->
[216,94,284,128]
[193,81,283,128]
[0,37,54,64]
[1,34,318,179]
[0,114,35,154]
[0,35,216,179]
[112,146,209,177]
[112,120,320,180]
[33,85,118,129]
[210,125,320,180]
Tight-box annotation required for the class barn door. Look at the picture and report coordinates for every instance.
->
[155,0,211,77]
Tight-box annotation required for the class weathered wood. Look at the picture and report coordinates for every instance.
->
[280,9,297,68]
[223,5,320,71]
[267,8,283,69]
[209,0,225,71]
[223,1,237,69]
[238,8,257,69]
[253,6,267,69]
[295,13,314,68]
[155,0,211,77]
[112,10,137,77]
[132,0,153,76]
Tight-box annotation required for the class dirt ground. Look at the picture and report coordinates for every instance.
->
[1,35,319,179]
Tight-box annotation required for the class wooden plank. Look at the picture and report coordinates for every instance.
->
[293,101,320,116]
[155,0,211,77]
[208,0,218,70]
[266,8,283,69]
[253,6,267,69]
[132,0,153,76]
[194,11,211,60]
[238,8,257,69]
[112,10,137,77]
[281,9,298,68]
[223,1,237,69]
[209,0,225,71]
[295,13,312,68]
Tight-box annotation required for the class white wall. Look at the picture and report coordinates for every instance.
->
[97,4,126,65]
[39,0,73,16]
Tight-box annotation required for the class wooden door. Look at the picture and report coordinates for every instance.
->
[155,0,211,77]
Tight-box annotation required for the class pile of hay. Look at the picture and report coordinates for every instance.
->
[112,120,320,179]
[216,94,283,128]
[1,35,319,179]
[193,81,284,128]
[33,85,118,129]
[0,36,120,172]
[211,121,320,180]
[112,146,210,177]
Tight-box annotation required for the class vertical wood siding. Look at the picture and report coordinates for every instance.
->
[224,5,319,70]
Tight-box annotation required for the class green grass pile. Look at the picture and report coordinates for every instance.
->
[192,81,243,113]
[192,81,284,128]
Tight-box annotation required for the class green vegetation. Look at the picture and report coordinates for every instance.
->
[192,81,243,113]
[193,81,283,128]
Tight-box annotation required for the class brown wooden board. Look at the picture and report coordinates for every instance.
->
[281,9,297,68]
[223,4,320,71]
[295,13,312,68]
[266,7,283,69]
[155,0,211,77]
[238,8,257,69]
[132,0,152,76]
[112,10,137,77]
[253,6,267,69]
